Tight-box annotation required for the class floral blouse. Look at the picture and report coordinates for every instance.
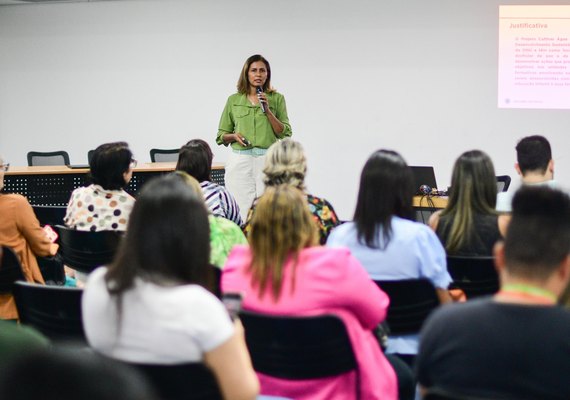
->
[243,193,341,245]
[64,184,135,232]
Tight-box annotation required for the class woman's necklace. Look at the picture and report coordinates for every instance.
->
[496,283,557,305]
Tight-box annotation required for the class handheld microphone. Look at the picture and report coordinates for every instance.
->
[256,86,267,113]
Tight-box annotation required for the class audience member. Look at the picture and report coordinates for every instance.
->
[0,320,49,363]
[82,175,259,400]
[0,350,157,400]
[497,135,557,212]
[64,142,135,232]
[172,171,247,269]
[327,149,451,364]
[223,185,398,400]
[176,139,242,226]
[243,139,340,244]
[430,150,509,256]
[417,186,570,399]
[0,156,58,320]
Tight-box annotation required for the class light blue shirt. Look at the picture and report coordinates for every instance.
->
[327,216,452,355]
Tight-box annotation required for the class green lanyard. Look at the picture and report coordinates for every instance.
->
[498,283,557,305]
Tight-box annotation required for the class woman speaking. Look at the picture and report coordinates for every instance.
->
[216,54,292,221]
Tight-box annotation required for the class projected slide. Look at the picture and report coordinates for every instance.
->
[498,5,570,109]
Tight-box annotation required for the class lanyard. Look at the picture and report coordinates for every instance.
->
[497,283,557,305]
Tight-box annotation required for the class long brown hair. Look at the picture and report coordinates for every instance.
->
[440,150,498,253]
[237,54,274,94]
[248,185,317,302]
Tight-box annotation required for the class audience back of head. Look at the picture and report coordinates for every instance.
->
[263,139,307,190]
[353,149,415,249]
[89,142,133,190]
[0,350,157,400]
[176,139,213,182]
[105,174,211,296]
[505,186,570,280]
[516,135,552,176]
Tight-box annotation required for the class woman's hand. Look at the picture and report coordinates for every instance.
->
[257,91,269,111]
[223,133,249,147]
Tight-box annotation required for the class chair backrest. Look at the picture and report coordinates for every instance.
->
[446,256,499,299]
[150,148,179,163]
[12,281,86,344]
[424,387,492,400]
[0,246,25,294]
[239,311,358,383]
[496,175,511,193]
[374,279,440,335]
[87,149,95,165]
[55,225,123,274]
[27,151,70,166]
[123,362,222,400]
[32,205,67,227]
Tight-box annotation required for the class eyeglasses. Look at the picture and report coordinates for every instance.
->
[129,159,138,169]
[0,163,10,172]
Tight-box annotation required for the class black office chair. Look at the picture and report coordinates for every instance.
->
[122,362,222,400]
[56,225,123,274]
[0,246,25,294]
[13,281,86,345]
[32,205,67,227]
[446,256,499,299]
[150,148,179,163]
[374,279,440,335]
[496,175,511,193]
[27,151,70,166]
[239,311,359,396]
[87,149,95,165]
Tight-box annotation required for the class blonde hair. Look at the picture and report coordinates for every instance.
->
[263,139,307,191]
[248,185,317,302]
[172,171,205,203]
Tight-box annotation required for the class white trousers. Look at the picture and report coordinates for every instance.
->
[225,151,266,222]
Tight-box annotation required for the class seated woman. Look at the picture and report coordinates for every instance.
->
[0,156,58,320]
[222,185,397,400]
[82,175,259,400]
[429,150,509,256]
[243,139,340,244]
[64,142,136,232]
[176,139,242,226]
[326,149,452,361]
[173,171,247,270]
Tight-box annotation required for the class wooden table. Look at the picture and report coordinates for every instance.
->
[413,195,448,224]
[4,162,225,206]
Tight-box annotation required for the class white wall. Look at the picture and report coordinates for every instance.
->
[1,0,569,219]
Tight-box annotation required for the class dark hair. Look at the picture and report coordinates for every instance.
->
[237,54,273,94]
[516,135,552,175]
[440,150,498,253]
[175,139,213,182]
[0,350,157,400]
[504,186,570,280]
[105,174,211,298]
[353,149,415,249]
[89,142,133,190]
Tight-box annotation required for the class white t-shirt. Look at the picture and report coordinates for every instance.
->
[82,267,234,364]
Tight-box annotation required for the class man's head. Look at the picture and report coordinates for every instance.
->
[515,135,553,181]
[496,186,570,290]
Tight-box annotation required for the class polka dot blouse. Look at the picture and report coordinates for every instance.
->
[64,184,135,232]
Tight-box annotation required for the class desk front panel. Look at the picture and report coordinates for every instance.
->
[4,163,225,206]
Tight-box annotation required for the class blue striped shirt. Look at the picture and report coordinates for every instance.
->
[200,181,242,226]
